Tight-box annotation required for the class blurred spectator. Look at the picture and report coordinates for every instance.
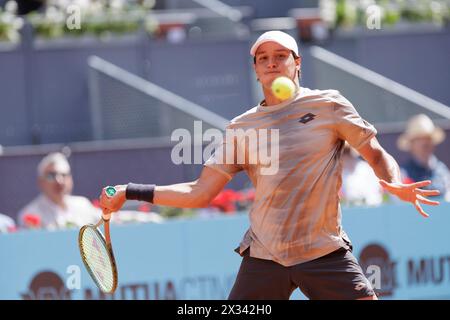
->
[0,213,17,233]
[398,114,450,201]
[17,152,100,230]
[341,142,384,206]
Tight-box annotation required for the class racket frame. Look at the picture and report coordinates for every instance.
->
[78,217,118,294]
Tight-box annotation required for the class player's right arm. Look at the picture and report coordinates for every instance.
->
[99,166,230,213]
[154,166,230,208]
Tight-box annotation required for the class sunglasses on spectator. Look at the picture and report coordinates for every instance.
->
[43,171,71,182]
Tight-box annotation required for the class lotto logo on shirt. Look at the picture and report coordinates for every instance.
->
[170,121,280,175]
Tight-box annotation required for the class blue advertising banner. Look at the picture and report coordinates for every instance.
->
[1,203,449,300]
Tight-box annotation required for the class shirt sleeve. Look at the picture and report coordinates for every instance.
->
[332,92,377,149]
[203,125,244,180]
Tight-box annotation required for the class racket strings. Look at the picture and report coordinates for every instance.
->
[80,227,115,293]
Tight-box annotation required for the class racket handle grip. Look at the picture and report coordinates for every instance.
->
[102,209,112,221]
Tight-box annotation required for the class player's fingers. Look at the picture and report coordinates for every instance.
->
[379,179,395,190]
[99,190,107,202]
[414,200,429,218]
[408,180,432,188]
[102,186,112,196]
[99,188,113,207]
[415,189,441,197]
[416,194,440,206]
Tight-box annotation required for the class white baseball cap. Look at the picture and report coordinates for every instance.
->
[250,30,299,57]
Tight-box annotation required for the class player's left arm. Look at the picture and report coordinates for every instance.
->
[357,136,440,217]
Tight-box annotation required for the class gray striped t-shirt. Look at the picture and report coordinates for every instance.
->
[204,87,377,266]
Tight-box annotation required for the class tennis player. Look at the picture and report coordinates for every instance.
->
[100,31,440,300]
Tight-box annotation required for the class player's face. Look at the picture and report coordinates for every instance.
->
[38,163,73,203]
[253,42,300,89]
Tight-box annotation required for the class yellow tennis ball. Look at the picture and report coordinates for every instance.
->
[271,76,296,101]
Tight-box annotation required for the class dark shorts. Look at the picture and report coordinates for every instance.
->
[228,247,376,300]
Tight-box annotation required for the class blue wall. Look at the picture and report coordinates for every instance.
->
[0,44,30,146]
[322,28,450,106]
[2,28,449,147]
[1,203,450,300]
[0,35,255,146]
[0,35,146,146]
[145,38,254,120]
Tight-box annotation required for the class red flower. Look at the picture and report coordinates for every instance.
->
[210,189,239,213]
[22,213,41,228]
[138,203,151,212]
[91,199,101,208]
[209,188,256,214]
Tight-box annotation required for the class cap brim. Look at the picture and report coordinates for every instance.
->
[250,39,274,56]
[250,40,296,56]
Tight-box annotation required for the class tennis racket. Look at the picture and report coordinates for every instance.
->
[78,186,118,294]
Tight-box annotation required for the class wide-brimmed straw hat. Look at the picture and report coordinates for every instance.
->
[397,114,446,151]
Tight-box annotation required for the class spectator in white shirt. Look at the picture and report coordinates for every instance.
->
[17,152,100,230]
[341,143,384,206]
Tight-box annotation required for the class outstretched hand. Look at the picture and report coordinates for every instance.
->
[379,180,440,218]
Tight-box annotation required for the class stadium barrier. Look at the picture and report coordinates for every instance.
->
[1,202,450,300]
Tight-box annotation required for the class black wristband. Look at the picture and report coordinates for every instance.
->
[125,183,156,203]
